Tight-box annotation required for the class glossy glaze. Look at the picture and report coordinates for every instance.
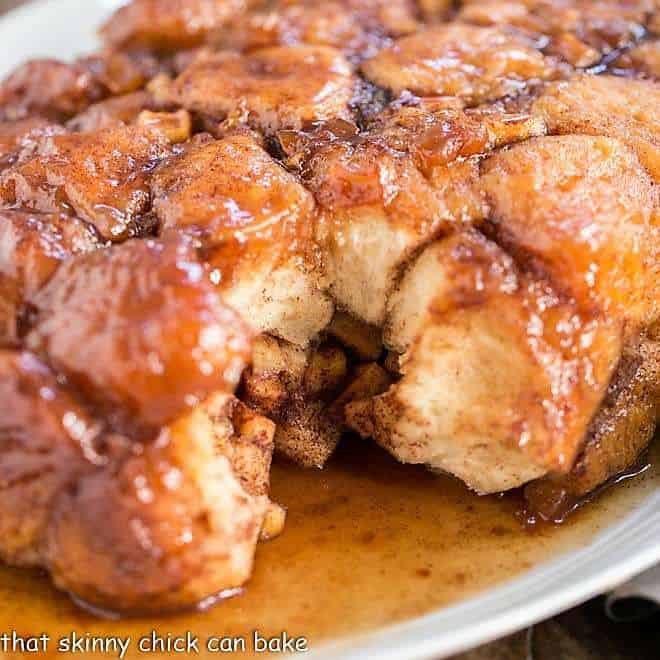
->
[0,125,171,241]
[161,46,355,132]
[216,0,421,60]
[28,235,253,431]
[360,24,562,104]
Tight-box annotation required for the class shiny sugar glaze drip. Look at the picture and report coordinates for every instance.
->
[0,437,657,658]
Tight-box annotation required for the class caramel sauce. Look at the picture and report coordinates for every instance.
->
[0,437,657,658]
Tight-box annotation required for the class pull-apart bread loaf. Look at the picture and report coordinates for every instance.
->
[0,0,658,610]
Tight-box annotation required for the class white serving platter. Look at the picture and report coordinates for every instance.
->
[0,2,658,658]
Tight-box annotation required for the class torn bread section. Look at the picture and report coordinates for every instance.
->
[150,132,346,467]
[150,132,333,348]
[279,102,545,327]
[348,132,657,494]
[241,315,392,469]
[0,235,282,613]
[348,230,623,493]
[241,335,348,468]
[0,350,278,614]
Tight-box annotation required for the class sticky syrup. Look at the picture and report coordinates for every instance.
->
[0,437,657,658]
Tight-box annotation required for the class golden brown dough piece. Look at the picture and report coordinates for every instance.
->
[281,103,544,326]
[0,60,105,122]
[0,119,63,170]
[26,235,252,433]
[100,0,248,52]
[0,350,101,567]
[0,209,99,344]
[348,230,623,493]
[136,109,193,143]
[458,0,655,67]
[0,125,171,241]
[361,24,562,105]
[151,132,333,346]
[350,135,657,494]
[81,50,162,96]
[481,135,659,329]
[525,326,660,521]
[417,0,453,21]
[0,231,279,612]
[532,74,660,180]
[0,349,276,613]
[159,45,355,132]
[0,210,98,299]
[66,91,158,132]
[0,52,159,122]
[218,0,420,58]
[0,280,19,345]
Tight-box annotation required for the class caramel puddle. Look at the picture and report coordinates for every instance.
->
[0,437,657,658]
